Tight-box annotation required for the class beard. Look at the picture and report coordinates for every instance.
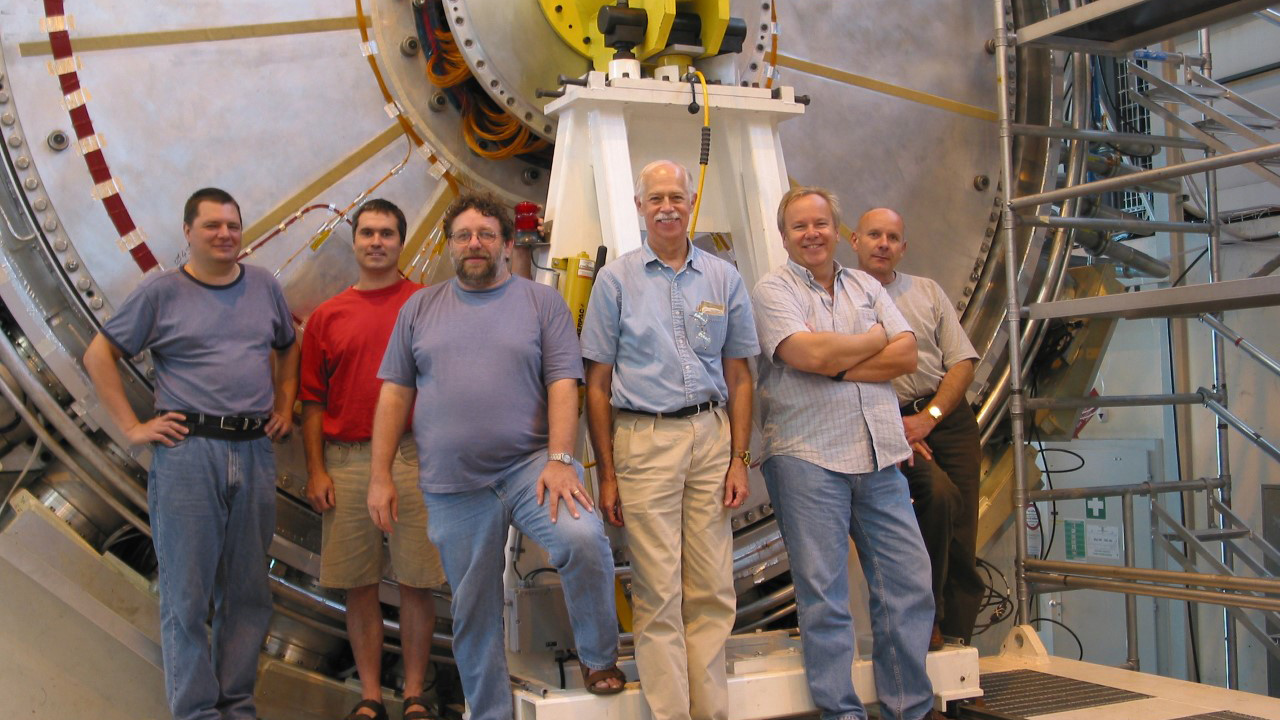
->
[454,252,499,286]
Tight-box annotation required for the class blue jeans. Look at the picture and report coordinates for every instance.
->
[762,457,935,720]
[148,436,277,720]
[424,451,619,720]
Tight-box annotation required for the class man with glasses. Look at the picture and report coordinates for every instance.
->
[367,193,624,720]
[581,159,758,720]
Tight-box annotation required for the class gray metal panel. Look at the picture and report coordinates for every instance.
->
[975,669,1151,716]
[1017,0,1276,53]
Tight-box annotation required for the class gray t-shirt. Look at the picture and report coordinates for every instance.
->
[378,275,584,493]
[102,264,296,417]
[884,272,978,403]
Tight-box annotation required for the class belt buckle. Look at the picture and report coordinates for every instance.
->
[218,416,243,431]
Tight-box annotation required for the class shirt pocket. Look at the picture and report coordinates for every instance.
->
[687,311,728,357]
[853,305,880,334]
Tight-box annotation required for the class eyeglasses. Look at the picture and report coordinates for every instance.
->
[448,229,501,244]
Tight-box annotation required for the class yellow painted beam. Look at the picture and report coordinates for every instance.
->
[242,123,404,247]
[775,54,998,122]
[19,16,365,56]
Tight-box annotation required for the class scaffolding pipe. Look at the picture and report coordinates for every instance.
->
[1019,215,1208,235]
[1024,392,1208,410]
[1198,30,1239,691]
[1199,313,1280,379]
[1029,475,1226,502]
[1009,142,1280,210]
[1085,154,1183,194]
[1011,123,1208,150]
[1202,396,1280,463]
[1123,493,1139,670]
[1025,573,1280,613]
[993,0,1031,623]
[1027,559,1280,593]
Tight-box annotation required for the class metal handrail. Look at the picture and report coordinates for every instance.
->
[1028,475,1226,502]
[1025,572,1280,613]
[1025,559,1280,594]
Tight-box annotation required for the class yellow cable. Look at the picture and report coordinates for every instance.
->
[688,70,712,239]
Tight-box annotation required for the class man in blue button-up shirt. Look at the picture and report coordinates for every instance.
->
[582,159,759,720]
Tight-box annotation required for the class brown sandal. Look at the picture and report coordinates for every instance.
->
[580,664,627,695]
[402,695,436,720]
[343,699,388,720]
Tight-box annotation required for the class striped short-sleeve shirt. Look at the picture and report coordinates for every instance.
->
[752,260,914,473]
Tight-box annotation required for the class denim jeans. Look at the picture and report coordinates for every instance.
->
[424,451,619,720]
[148,435,277,720]
[762,457,935,720]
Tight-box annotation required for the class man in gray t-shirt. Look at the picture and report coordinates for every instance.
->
[368,194,623,720]
[83,188,298,720]
[851,207,985,647]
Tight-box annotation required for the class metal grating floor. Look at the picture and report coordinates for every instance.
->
[1172,707,1269,712]
[1171,714,1270,720]
[974,669,1151,717]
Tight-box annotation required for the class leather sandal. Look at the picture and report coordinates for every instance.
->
[579,664,627,695]
[343,699,388,720]
[402,695,436,720]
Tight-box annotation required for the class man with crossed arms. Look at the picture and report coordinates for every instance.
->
[752,187,940,720]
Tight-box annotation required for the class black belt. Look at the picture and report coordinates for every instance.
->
[173,412,268,440]
[623,400,719,419]
[900,396,934,414]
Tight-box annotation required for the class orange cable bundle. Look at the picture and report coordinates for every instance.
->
[427,28,471,88]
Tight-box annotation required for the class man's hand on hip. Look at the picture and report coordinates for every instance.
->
[128,412,188,447]
[265,409,293,441]
[537,459,593,523]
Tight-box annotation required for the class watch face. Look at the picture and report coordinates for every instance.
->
[928,406,943,420]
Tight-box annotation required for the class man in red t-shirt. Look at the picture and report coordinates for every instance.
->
[300,199,444,720]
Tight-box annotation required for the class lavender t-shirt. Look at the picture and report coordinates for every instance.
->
[378,275,583,493]
[102,264,296,417]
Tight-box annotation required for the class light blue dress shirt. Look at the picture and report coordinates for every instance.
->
[581,240,759,413]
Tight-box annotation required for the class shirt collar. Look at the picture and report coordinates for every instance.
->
[784,258,846,290]
[642,238,702,274]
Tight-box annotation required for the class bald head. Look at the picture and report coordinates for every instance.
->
[634,160,694,199]
[850,207,906,285]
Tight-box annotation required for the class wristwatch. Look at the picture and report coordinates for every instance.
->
[736,450,752,466]
[548,452,575,466]
[926,405,944,422]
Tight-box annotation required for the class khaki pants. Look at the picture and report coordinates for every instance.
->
[614,408,735,720]
[319,437,445,590]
